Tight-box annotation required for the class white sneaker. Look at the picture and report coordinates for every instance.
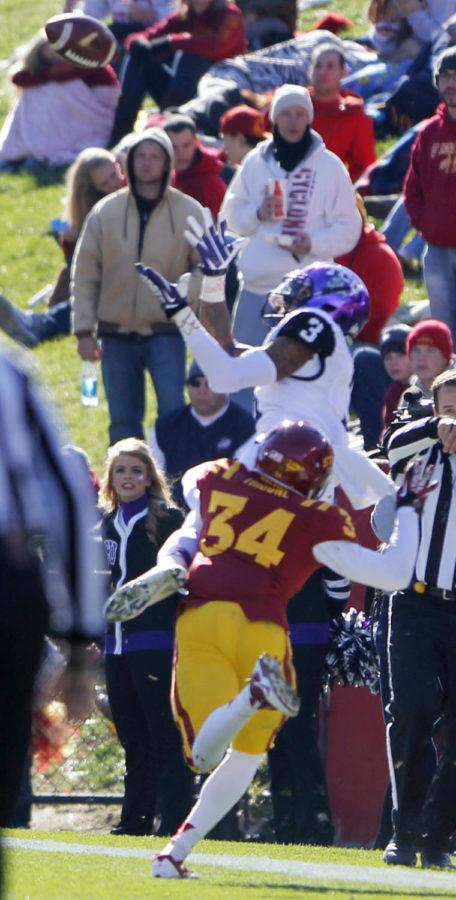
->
[249,652,300,717]
[152,853,199,879]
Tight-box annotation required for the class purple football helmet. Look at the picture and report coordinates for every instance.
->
[264,262,370,339]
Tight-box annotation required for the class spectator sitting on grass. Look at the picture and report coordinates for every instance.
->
[0,32,119,169]
[0,148,124,347]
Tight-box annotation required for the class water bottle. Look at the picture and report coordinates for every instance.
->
[80,361,99,407]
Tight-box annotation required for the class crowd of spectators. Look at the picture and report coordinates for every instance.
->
[2,0,456,866]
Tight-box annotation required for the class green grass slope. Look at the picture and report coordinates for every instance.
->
[4,831,456,899]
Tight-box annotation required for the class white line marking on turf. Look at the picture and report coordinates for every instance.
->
[4,837,456,891]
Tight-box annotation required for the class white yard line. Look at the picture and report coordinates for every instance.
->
[4,837,456,891]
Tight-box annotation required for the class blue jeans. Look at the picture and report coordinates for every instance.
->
[423,244,456,346]
[101,332,186,443]
[232,287,270,347]
[382,197,426,262]
[28,300,71,342]
[351,345,391,450]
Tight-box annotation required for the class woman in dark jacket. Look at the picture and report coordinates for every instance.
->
[99,437,193,835]
[109,0,247,144]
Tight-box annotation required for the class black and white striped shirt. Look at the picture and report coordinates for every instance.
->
[0,350,104,640]
[386,416,456,592]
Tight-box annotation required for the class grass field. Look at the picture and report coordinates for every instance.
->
[4,830,456,899]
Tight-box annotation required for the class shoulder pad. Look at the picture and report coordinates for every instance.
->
[277,309,335,357]
[181,458,233,508]
[300,499,357,541]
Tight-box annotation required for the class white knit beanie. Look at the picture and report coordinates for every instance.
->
[270,85,314,124]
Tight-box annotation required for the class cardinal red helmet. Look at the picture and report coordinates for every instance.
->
[255,420,334,497]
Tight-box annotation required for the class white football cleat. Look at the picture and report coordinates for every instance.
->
[249,652,300,717]
[152,853,199,879]
[104,563,187,623]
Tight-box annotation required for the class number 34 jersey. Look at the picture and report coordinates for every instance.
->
[255,307,353,448]
[182,458,357,630]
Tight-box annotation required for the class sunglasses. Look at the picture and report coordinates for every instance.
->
[187,376,207,387]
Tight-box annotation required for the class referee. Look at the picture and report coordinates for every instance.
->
[0,349,104,892]
[379,368,456,869]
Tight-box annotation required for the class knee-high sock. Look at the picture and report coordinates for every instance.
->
[162,749,262,862]
[192,684,256,772]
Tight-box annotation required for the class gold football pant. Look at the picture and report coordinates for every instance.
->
[172,601,295,765]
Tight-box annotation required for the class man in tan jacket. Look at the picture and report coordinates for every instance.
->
[72,127,204,443]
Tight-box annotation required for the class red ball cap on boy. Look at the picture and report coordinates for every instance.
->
[406,320,453,362]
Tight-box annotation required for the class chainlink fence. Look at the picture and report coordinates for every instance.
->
[30,684,273,840]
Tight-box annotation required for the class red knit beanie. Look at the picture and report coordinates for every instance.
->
[406,319,453,362]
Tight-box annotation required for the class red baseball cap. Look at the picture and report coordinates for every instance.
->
[220,105,270,140]
[407,319,453,362]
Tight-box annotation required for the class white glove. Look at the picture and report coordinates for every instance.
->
[104,561,188,623]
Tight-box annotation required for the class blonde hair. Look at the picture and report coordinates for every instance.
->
[64,147,118,230]
[367,0,412,31]
[99,438,174,546]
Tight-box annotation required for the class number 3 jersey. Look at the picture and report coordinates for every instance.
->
[254,307,353,450]
[181,458,357,630]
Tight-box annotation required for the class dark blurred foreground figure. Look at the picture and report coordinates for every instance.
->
[0,349,104,894]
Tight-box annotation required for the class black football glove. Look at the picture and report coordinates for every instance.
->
[135,264,190,319]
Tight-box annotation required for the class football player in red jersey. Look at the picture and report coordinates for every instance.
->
[104,419,435,880]
[136,212,393,511]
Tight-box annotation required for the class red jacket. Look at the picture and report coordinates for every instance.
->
[172,142,227,216]
[12,62,118,88]
[404,103,456,248]
[309,88,376,183]
[125,2,246,62]
[336,224,404,345]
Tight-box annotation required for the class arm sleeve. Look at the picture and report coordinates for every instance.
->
[221,157,265,236]
[135,7,246,60]
[346,115,377,184]
[307,160,362,259]
[157,508,201,568]
[71,209,103,335]
[167,8,246,60]
[148,426,166,470]
[386,416,438,476]
[173,306,277,392]
[12,63,83,86]
[126,14,175,46]
[323,569,351,616]
[403,137,425,233]
[313,506,418,592]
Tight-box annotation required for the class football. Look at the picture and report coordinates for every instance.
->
[45,13,117,68]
